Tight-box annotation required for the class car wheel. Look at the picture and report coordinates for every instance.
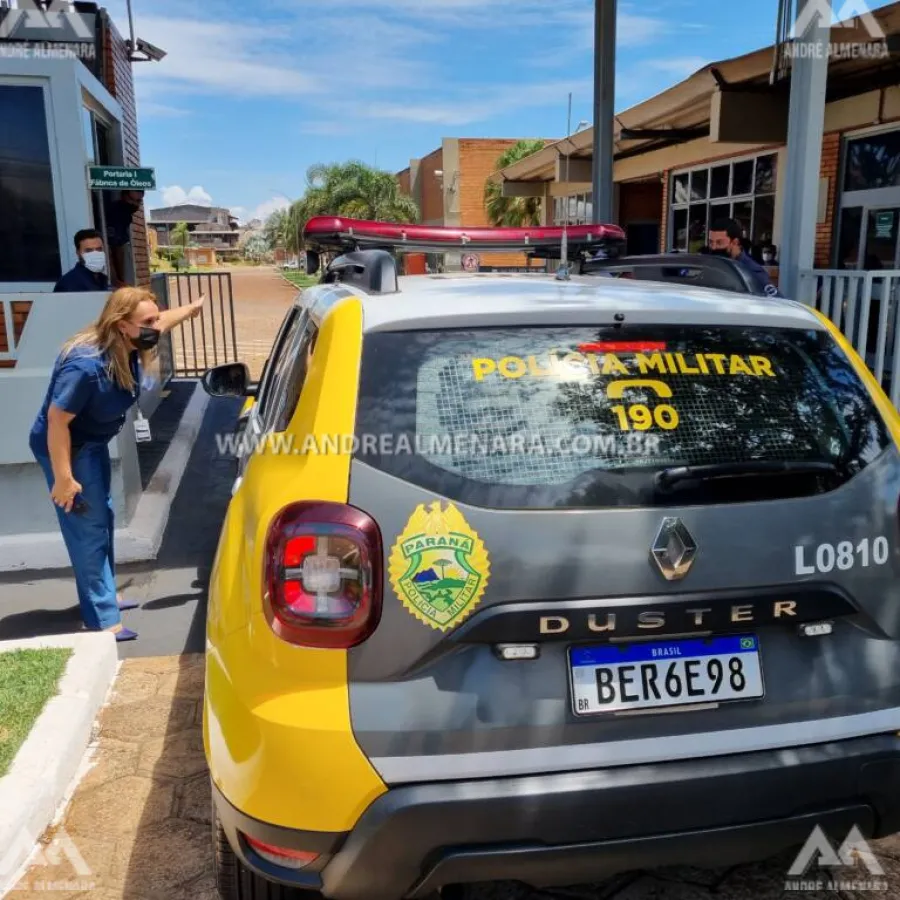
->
[214,803,311,900]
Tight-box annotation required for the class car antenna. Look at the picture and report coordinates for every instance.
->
[556,92,573,282]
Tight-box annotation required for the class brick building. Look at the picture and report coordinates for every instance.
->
[493,1,900,285]
[396,137,553,271]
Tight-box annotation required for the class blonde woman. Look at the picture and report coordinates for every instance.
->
[29,287,204,642]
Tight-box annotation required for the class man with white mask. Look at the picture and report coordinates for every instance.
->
[54,230,110,293]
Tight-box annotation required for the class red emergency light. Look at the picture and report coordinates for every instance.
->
[579,342,668,353]
[302,216,626,259]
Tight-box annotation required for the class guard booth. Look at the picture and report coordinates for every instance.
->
[0,1,163,568]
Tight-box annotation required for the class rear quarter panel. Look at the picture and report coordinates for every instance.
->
[204,294,387,832]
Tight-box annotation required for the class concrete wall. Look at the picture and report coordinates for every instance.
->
[0,293,143,536]
[418,146,445,225]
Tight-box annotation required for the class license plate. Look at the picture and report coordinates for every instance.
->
[569,635,764,716]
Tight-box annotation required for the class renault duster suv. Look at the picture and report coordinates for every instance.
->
[201,218,900,900]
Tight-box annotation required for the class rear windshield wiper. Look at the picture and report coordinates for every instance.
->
[655,460,841,490]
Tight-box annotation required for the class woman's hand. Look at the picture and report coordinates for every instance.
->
[157,295,206,333]
[51,476,83,514]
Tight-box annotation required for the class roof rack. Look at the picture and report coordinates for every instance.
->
[581,253,775,297]
[302,216,627,259]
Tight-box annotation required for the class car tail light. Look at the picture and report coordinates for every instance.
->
[243,834,319,869]
[263,502,383,649]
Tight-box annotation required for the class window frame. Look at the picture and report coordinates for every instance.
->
[668,151,778,253]
[0,78,65,287]
[254,306,304,428]
[834,124,900,268]
[0,59,125,292]
[260,311,320,435]
[553,191,594,226]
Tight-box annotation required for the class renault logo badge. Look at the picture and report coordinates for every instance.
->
[651,518,698,581]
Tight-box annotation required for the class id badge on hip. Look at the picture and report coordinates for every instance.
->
[134,411,152,443]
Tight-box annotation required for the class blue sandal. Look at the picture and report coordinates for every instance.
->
[115,628,139,643]
[117,598,140,611]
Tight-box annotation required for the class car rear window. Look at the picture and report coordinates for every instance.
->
[354,325,892,509]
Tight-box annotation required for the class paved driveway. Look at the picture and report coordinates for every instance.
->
[229,265,298,380]
[10,654,900,900]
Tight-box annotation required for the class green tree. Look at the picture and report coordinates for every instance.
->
[171,221,190,254]
[242,232,269,263]
[283,161,419,254]
[263,209,289,250]
[483,140,546,227]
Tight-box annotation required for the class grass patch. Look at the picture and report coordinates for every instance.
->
[0,648,73,777]
[281,271,319,290]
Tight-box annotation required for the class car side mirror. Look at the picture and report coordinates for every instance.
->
[202,362,257,398]
[305,250,320,275]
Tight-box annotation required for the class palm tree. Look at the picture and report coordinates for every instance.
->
[286,161,419,254]
[484,140,546,227]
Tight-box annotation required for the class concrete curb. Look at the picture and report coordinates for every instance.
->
[0,632,118,896]
[277,270,314,292]
[0,386,210,572]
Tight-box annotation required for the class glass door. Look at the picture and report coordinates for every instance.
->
[862,207,900,270]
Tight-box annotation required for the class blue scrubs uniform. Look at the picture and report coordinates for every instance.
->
[30,346,141,631]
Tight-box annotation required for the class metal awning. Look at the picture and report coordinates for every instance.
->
[494,1,900,188]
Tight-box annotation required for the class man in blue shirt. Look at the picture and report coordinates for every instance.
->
[707,218,782,298]
[54,229,110,293]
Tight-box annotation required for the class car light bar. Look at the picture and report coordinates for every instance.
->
[302,216,626,258]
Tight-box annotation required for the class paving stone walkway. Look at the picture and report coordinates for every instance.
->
[8,655,215,900]
[9,653,900,900]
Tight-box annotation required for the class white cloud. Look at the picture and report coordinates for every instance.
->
[230,197,292,225]
[645,56,709,78]
[251,196,291,222]
[118,14,322,98]
[349,77,592,127]
[138,101,189,118]
[160,185,214,207]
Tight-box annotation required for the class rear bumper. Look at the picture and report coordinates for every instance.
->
[214,733,900,900]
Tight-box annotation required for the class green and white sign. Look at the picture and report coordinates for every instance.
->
[875,210,896,240]
[88,166,156,190]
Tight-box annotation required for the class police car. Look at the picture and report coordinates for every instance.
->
[201,217,900,900]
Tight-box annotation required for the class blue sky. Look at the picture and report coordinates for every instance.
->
[101,0,889,223]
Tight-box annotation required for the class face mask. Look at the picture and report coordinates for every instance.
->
[763,253,774,264]
[709,248,731,258]
[130,327,160,351]
[82,250,106,273]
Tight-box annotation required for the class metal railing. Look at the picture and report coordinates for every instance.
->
[797,269,900,405]
[150,272,238,378]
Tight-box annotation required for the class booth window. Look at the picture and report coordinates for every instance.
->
[0,85,60,283]
[553,192,594,226]
[670,153,777,253]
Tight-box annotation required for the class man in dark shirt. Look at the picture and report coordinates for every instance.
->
[104,190,144,287]
[54,229,110,293]
[708,218,782,297]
